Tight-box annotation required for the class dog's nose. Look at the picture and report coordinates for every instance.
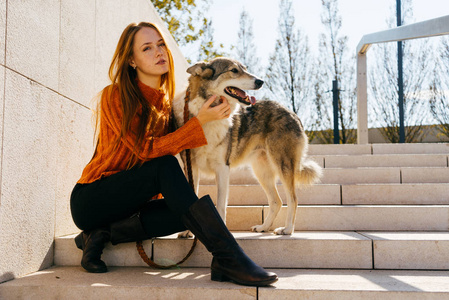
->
[255,79,264,89]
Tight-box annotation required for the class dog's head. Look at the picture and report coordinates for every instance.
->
[187,57,263,106]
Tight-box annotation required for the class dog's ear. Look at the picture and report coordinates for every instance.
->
[186,62,214,79]
[186,62,206,76]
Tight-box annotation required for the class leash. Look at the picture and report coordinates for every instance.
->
[136,87,198,269]
[183,88,195,190]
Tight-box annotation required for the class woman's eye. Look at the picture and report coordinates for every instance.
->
[144,47,151,51]
[231,68,238,73]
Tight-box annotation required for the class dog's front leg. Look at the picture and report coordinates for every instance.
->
[215,165,230,223]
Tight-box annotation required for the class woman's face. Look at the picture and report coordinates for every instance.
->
[130,27,169,88]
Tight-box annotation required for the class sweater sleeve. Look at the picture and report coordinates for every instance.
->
[101,88,207,161]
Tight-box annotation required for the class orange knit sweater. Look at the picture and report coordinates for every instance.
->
[77,80,207,184]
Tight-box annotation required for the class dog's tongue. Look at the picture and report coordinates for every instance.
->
[244,95,257,105]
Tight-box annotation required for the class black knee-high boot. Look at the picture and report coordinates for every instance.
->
[181,195,278,286]
[74,213,149,273]
[74,228,110,273]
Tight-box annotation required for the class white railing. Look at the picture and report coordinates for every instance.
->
[356,15,449,144]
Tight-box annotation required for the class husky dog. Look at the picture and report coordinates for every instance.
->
[173,57,322,235]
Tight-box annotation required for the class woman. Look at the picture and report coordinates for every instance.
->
[70,22,278,287]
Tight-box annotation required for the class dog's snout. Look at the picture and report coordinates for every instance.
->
[255,79,264,89]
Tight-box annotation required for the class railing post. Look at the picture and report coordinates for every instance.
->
[397,0,405,143]
[357,53,369,144]
[332,80,340,144]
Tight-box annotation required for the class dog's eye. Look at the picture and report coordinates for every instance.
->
[231,68,239,73]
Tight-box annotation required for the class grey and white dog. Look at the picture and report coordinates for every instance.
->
[173,57,322,235]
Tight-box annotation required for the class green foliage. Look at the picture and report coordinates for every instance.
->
[196,20,226,62]
[152,0,226,62]
[152,0,208,46]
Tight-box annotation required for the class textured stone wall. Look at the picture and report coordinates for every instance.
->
[0,0,188,283]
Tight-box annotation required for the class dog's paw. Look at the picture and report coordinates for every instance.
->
[274,226,293,235]
[177,230,194,238]
[251,225,268,232]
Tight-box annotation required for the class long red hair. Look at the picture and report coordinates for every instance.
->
[94,22,175,168]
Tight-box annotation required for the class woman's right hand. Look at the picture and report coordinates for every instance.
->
[196,95,231,125]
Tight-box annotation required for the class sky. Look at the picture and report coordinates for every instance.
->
[180,0,449,67]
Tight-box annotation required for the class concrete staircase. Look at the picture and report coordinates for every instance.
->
[1,143,449,299]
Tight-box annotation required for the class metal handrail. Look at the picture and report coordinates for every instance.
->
[356,15,449,144]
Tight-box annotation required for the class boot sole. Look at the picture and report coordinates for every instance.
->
[81,261,108,273]
[211,269,278,287]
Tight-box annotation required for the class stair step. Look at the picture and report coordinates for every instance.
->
[200,183,449,206]
[321,168,401,184]
[3,266,449,299]
[263,269,449,299]
[371,143,449,155]
[200,165,449,185]
[309,144,372,155]
[55,232,372,269]
[323,154,448,168]
[402,167,449,183]
[224,205,449,231]
[199,184,341,205]
[55,231,449,270]
[362,232,449,269]
[316,167,449,184]
[343,183,449,205]
[0,266,256,299]
[318,166,449,184]
[308,143,449,155]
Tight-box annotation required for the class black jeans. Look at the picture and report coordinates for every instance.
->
[70,155,197,238]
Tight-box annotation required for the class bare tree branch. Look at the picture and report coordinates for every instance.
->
[265,0,315,139]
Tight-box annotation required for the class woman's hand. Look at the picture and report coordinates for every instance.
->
[196,95,231,125]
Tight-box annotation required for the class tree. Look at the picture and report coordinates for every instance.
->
[152,0,225,62]
[429,37,449,139]
[235,9,261,76]
[152,0,208,47]
[235,9,264,99]
[369,0,431,143]
[196,19,225,62]
[265,0,315,136]
[313,0,357,144]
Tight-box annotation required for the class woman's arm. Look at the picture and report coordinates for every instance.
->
[101,89,208,161]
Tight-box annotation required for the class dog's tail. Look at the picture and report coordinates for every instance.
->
[296,158,322,186]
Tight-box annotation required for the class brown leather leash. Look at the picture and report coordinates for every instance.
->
[136,87,198,269]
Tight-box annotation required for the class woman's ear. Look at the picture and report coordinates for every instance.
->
[129,58,136,69]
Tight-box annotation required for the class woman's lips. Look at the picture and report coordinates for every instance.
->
[156,59,166,65]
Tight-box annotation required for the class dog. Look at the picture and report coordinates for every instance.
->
[173,57,322,235]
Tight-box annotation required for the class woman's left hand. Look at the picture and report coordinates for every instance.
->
[196,95,231,125]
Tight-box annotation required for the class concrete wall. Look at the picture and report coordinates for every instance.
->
[0,0,188,283]
[310,126,449,144]
[368,126,449,144]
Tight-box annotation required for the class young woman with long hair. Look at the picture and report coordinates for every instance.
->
[70,22,277,287]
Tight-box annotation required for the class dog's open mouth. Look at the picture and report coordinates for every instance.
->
[224,87,256,105]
